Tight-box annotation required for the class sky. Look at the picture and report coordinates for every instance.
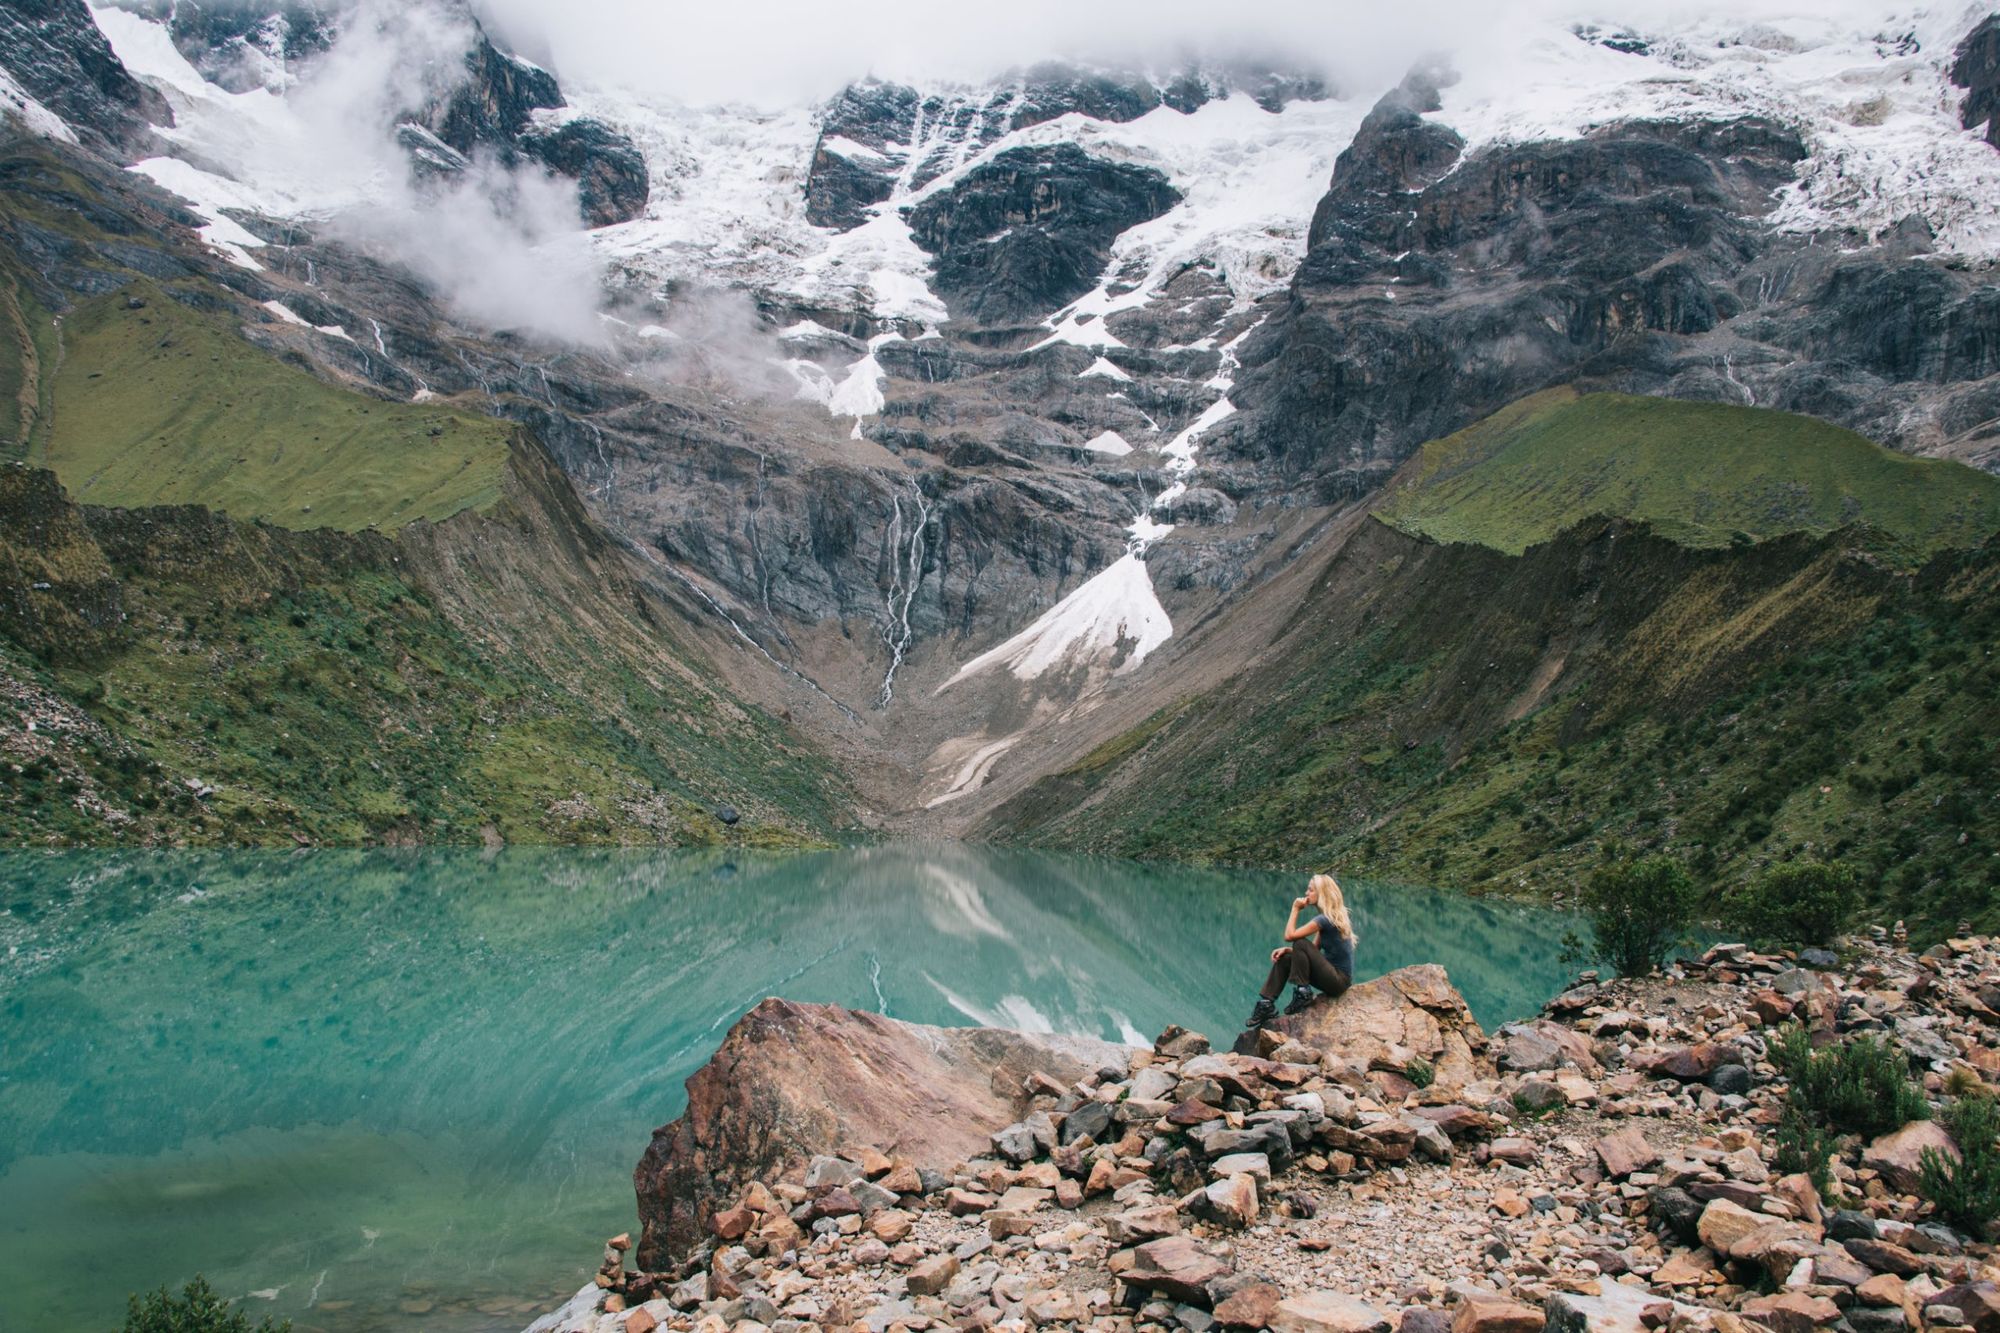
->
[467,0,1956,106]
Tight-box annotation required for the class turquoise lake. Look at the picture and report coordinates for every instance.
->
[0,846,1577,1332]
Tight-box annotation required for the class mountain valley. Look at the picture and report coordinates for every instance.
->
[1,0,1998,929]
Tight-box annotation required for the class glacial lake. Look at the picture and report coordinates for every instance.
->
[0,846,1577,1333]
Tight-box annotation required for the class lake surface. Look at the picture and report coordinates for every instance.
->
[0,845,1576,1333]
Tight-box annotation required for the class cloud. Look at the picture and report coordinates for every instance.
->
[280,1,609,343]
[470,0,1500,105]
[465,0,1926,108]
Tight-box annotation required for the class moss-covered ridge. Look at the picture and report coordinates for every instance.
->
[31,280,513,532]
[1376,388,2000,564]
[987,391,2000,938]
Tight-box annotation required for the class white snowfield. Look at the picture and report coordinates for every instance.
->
[937,552,1173,693]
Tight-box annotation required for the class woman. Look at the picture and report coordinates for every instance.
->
[1248,873,1356,1026]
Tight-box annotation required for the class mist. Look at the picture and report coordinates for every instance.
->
[141,0,612,343]
[466,0,1932,107]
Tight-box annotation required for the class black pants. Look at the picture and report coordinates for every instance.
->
[1260,939,1352,1000]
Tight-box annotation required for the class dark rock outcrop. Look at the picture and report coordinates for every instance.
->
[520,117,649,227]
[409,29,562,157]
[1953,15,2000,149]
[804,81,919,229]
[632,997,1132,1269]
[0,0,170,154]
[905,143,1181,326]
[390,19,648,227]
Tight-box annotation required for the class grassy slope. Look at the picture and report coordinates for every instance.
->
[0,148,853,848]
[993,393,2000,938]
[33,281,511,532]
[1377,388,2000,562]
[1,457,853,850]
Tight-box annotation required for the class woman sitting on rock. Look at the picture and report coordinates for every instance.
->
[1248,874,1356,1026]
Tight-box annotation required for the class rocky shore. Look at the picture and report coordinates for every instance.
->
[528,934,2000,1333]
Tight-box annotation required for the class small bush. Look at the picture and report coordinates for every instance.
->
[1773,1103,1839,1200]
[1772,1025,1928,1141]
[122,1277,290,1333]
[1920,1092,2000,1236]
[1405,1057,1435,1089]
[1570,849,1699,978]
[1724,860,1862,947]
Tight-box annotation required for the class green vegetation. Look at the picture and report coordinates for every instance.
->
[1404,1056,1435,1089]
[1921,1092,2000,1236]
[1567,850,1698,977]
[0,531,849,846]
[1377,388,2000,564]
[1774,1104,1840,1200]
[0,257,59,464]
[1772,1025,1928,1141]
[1723,860,1862,948]
[122,1277,289,1333]
[32,281,511,532]
[994,391,2000,939]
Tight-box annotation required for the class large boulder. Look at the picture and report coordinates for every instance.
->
[632,997,1132,1269]
[1863,1119,1959,1194]
[1262,964,1488,1089]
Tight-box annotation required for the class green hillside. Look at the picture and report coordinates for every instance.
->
[1376,388,2000,562]
[990,390,2000,939]
[31,281,511,532]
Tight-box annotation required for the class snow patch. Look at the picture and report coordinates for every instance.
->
[131,157,272,270]
[0,68,78,144]
[262,300,352,340]
[938,552,1171,691]
[1079,356,1132,382]
[1081,429,1133,456]
[924,736,1020,808]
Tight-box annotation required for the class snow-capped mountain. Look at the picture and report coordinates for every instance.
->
[4,0,1999,825]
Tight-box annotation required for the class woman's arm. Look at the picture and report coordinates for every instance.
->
[1282,896,1321,942]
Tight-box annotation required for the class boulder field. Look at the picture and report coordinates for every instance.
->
[532,937,2000,1333]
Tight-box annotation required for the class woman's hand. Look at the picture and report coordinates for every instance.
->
[1293,895,1312,909]
[1271,946,1288,963]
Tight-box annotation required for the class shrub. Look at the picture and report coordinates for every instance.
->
[1773,1102,1839,1200]
[1725,860,1862,947]
[1772,1025,1928,1141]
[1570,849,1699,978]
[122,1277,290,1333]
[1405,1057,1435,1089]
[1920,1092,2000,1236]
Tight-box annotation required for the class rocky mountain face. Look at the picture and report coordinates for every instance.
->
[0,0,169,154]
[1,0,1998,856]
[905,144,1183,327]
[1232,79,2000,501]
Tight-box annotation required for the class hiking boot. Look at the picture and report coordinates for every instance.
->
[1284,986,1318,1016]
[1247,996,1277,1027]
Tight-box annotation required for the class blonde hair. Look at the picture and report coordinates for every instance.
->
[1309,874,1355,943]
